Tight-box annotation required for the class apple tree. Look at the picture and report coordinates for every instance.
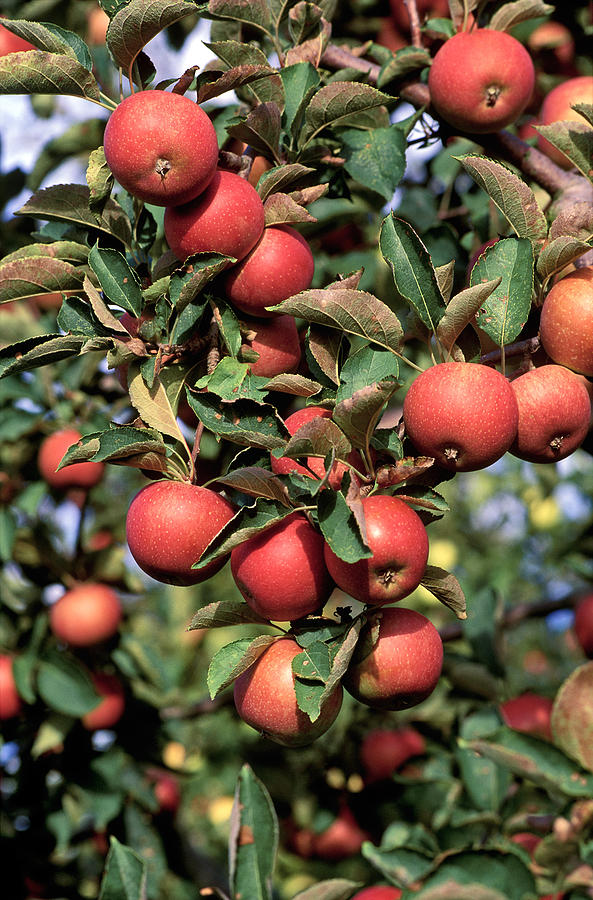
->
[0,0,592,898]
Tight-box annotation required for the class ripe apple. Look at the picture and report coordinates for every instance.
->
[81,672,125,730]
[103,90,219,206]
[230,513,334,621]
[511,832,541,855]
[146,768,181,814]
[224,225,315,317]
[233,637,343,746]
[403,362,519,471]
[38,428,105,489]
[323,495,429,606]
[86,4,109,45]
[428,30,535,133]
[271,406,357,489]
[539,267,593,376]
[242,315,301,377]
[527,21,575,69]
[574,594,593,658]
[509,365,590,463]
[343,607,443,710]
[0,21,35,55]
[0,654,22,719]
[537,76,593,167]
[50,583,122,647]
[225,140,272,188]
[126,480,235,585]
[360,726,425,782]
[352,888,403,900]
[313,805,370,861]
[376,18,406,53]
[164,169,265,262]
[500,692,553,740]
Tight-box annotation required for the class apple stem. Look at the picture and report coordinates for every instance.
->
[191,423,204,483]
[403,0,423,49]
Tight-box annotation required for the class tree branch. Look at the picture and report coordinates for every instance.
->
[440,594,578,643]
[404,0,423,48]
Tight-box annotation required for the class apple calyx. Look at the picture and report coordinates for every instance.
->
[156,158,172,179]
[486,85,502,107]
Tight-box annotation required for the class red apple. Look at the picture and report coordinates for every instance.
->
[0,654,22,719]
[126,480,235,585]
[527,21,575,68]
[537,76,593,167]
[323,495,429,606]
[242,315,301,377]
[147,768,181,814]
[103,90,218,206]
[500,692,553,741]
[81,672,125,730]
[574,594,593,658]
[86,4,109,46]
[0,21,35,55]
[376,18,407,53]
[164,169,265,262]
[233,637,343,746]
[360,726,425,782]
[352,888,403,900]
[270,406,357,489]
[38,429,105,489]
[403,362,519,471]
[224,225,314,317]
[511,832,541,855]
[539,267,593,376]
[314,805,371,861]
[509,365,590,463]
[231,513,334,621]
[343,607,443,710]
[428,30,535,133]
[50,583,122,647]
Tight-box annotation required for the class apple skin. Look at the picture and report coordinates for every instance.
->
[428,30,535,134]
[323,495,429,606]
[500,692,553,741]
[164,169,265,262]
[0,655,22,719]
[575,594,593,659]
[81,672,125,730]
[403,362,519,472]
[376,18,406,53]
[509,365,590,463]
[126,480,235,586]
[0,22,36,55]
[243,315,301,377]
[103,90,218,206]
[230,513,334,621]
[527,21,575,69]
[224,225,314,317]
[38,429,105,490]
[352,888,403,900]
[313,805,371,861]
[50,583,122,647]
[343,607,443,710]
[360,726,425,783]
[538,76,593,167]
[539,267,593,376]
[147,768,181,814]
[233,637,343,746]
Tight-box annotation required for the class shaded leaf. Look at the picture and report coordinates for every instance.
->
[228,101,282,161]
[89,244,143,316]
[229,764,278,900]
[536,236,592,281]
[106,0,197,71]
[16,185,132,247]
[206,40,284,106]
[421,565,467,619]
[128,363,189,447]
[262,373,322,396]
[490,0,556,32]
[378,46,432,87]
[535,121,593,181]
[340,124,407,201]
[264,191,318,225]
[0,50,100,101]
[333,379,399,451]
[190,599,271,630]
[281,417,352,463]
[212,466,292,506]
[37,652,100,716]
[318,490,371,563]
[436,278,502,355]
[207,636,278,699]
[551,662,593,773]
[197,63,277,104]
[99,837,147,900]
[87,146,114,215]
[0,256,85,304]
[470,238,533,346]
[302,81,392,144]
[292,880,361,900]
[186,391,289,450]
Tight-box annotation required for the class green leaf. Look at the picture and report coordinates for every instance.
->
[106,0,198,71]
[186,391,289,450]
[0,19,92,68]
[339,124,407,201]
[31,715,74,759]
[99,837,147,900]
[271,287,404,353]
[536,120,593,181]
[337,346,399,405]
[206,40,284,107]
[207,635,278,699]
[57,425,168,472]
[489,0,555,32]
[436,278,502,356]
[470,238,533,346]
[123,804,167,897]
[456,723,513,812]
[88,244,143,316]
[0,507,17,563]
[256,163,317,201]
[536,236,592,282]
[362,843,435,890]
[229,764,278,900]
[380,215,446,331]
[16,184,132,248]
[0,334,111,379]
[280,61,320,135]
[302,81,392,145]
[128,363,189,449]
[412,850,535,900]
[458,156,548,247]
[377,46,432,88]
[463,728,593,797]
[551,662,593,773]
[0,255,85,304]
[291,881,362,900]
[37,652,101,717]
[190,599,271,630]
[195,499,296,570]
[208,0,273,35]
[0,50,100,101]
[87,146,114,216]
[317,490,371,563]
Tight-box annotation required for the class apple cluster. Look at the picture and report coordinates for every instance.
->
[103,89,314,378]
